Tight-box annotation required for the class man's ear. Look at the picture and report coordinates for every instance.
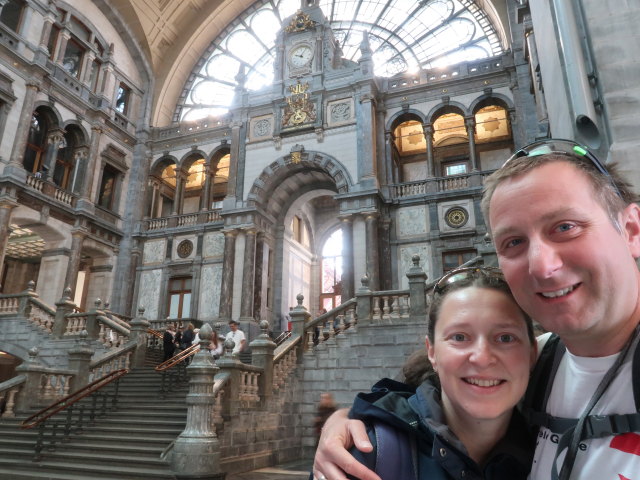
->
[621,203,640,258]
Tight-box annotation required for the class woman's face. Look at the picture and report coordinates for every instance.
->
[426,286,536,427]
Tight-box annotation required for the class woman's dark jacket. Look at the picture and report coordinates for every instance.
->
[347,378,534,480]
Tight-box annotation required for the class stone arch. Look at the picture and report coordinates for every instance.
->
[247,151,354,218]
[179,149,208,169]
[427,101,468,123]
[386,108,427,131]
[150,155,179,174]
[469,92,514,115]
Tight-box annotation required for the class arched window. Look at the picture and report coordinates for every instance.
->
[393,120,426,157]
[178,0,503,121]
[23,112,49,174]
[474,105,510,143]
[211,153,230,209]
[433,112,469,176]
[183,157,206,214]
[320,228,343,311]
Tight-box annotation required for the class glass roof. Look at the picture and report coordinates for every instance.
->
[177,0,502,122]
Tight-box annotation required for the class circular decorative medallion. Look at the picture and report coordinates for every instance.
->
[177,239,194,258]
[444,207,469,228]
[253,119,271,137]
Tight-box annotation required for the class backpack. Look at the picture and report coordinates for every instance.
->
[521,332,640,479]
[372,420,417,480]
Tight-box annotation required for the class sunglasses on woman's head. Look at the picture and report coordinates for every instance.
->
[433,266,505,296]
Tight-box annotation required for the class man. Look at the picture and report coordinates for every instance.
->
[227,319,246,355]
[162,323,176,362]
[313,139,640,480]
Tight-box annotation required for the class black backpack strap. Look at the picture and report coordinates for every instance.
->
[522,333,567,428]
[634,334,640,411]
[373,421,417,480]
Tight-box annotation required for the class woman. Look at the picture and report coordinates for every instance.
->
[340,267,537,480]
[208,329,224,359]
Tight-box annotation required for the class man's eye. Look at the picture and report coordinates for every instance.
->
[497,334,515,343]
[451,333,466,342]
[557,223,574,232]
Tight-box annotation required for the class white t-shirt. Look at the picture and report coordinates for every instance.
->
[529,343,639,480]
[227,329,245,354]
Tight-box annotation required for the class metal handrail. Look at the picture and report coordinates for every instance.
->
[154,343,200,372]
[21,369,128,429]
[274,331,291,346]
[147,328,163,339]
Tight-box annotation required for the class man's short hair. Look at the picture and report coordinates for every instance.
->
[228,320,238,325]
[481,154,638,233]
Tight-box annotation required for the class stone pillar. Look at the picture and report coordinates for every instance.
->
[465,117,478,171]
[225,124,242,205]
[340,216,354,300]
[70,147,88,194]
[218,230,237,322]
[129,307,150,368]
[68,331,95,391]
[54,29,70,66]
[239,228,257,322]
[77,123,103,211]
[7,81,40,176]
[0,194,18,275]
[249,320,276,399]
[356,93,378,188]
[201,162,213,211]
[423,123,435,177]
[170,323,225,480]
[364,213,380,291]
[172,168,186,215]
[63,227,86,298]
[406,254,428,324]
[43,129,66,181]
[36,7,56,60]
[355,274,372,327]
[289,293,310,360]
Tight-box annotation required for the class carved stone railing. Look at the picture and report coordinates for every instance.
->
[143,209,223,232]
[0,282,56,333]
[272,337,299,392]
[0,374,25,418]
[24,174,77,207]
[390,170,495,199]
[89,343,135,381]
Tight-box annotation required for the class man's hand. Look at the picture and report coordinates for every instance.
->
[312,408,381,480]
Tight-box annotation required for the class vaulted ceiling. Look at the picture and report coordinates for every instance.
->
[108,0,507,127]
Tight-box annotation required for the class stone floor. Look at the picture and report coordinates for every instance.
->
[226,458,311,480]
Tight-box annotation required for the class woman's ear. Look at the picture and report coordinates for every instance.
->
[426,336,437,373]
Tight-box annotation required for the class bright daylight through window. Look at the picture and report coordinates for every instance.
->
[178,0,502,121]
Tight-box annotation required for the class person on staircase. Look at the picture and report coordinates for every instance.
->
[227,320,246,355]
[162,323,176,362]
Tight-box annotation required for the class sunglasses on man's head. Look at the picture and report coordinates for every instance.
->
[503,138,623,199]
[433,266,505,296]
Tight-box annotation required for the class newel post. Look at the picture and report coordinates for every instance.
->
[406,254,428,323]
[288,293,310,361]
[170,323,225,479]
[129,306,150,368]
[249,319,276,400]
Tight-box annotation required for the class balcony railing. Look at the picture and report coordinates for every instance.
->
[25,175,77,207]
[390,170,495,199]
[143,209,223,232]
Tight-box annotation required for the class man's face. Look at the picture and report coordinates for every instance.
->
[489,161,640,355]
[229,323,237,332]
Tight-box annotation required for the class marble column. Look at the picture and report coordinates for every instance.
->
[77,123,103,210]
[423,123,435,177]
[218,230,237,322]
[340,216,354,300]
[172,168,185,215]
[64,228,86,298]
[356,93,378,186]
[43,129,66,181]
[239,228,257,322]
[465,117,478,171]
[8,81,40,172]
[71,147,88,194]
[364,213,380,291]
[226,124,242,204]
[201,162,213,211]
[0,193,17,281]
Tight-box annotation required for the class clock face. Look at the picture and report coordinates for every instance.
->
[290,45,313,68]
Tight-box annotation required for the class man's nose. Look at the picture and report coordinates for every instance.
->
[528,239,562,279]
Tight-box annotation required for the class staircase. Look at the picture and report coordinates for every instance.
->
[0,360,188,480]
